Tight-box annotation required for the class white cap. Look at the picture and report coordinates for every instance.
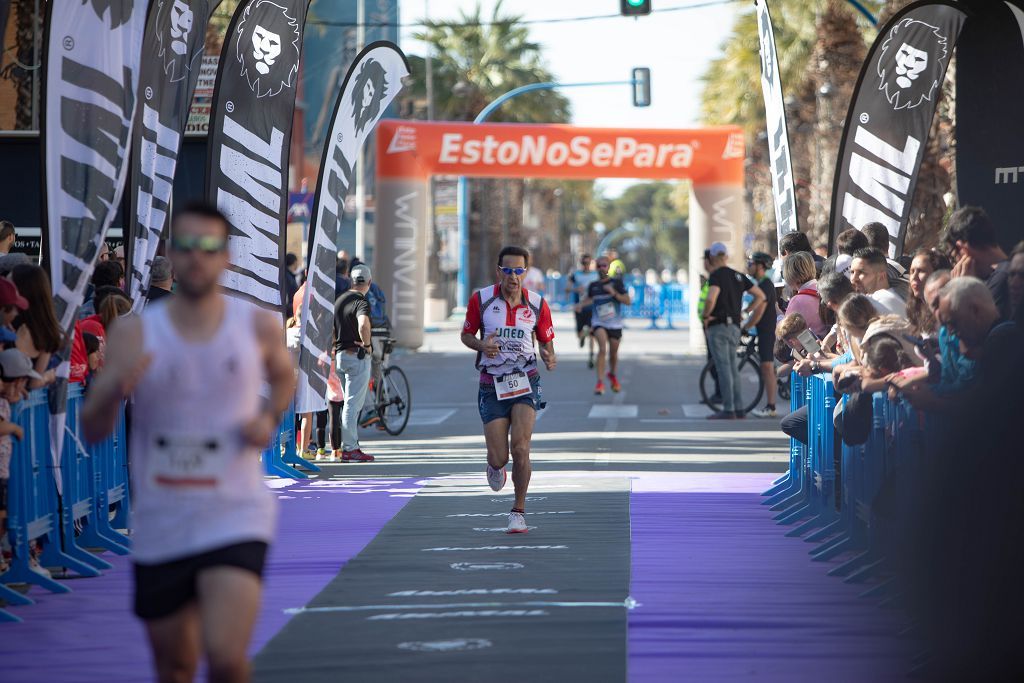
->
[835,254,853,279]
[708,242,728,257]
[351,264,372,284]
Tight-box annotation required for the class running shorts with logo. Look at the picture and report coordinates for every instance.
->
[463,285,554,423]
[588,278,627,338]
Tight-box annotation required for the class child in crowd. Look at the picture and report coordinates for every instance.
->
[0,348,38,573]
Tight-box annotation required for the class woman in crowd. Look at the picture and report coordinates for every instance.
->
[97,290,132,332]
[10,264,62,387]
[782,252,830,338]
[906,248,951,336]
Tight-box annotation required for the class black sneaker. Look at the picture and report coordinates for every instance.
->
[734,411,746,419]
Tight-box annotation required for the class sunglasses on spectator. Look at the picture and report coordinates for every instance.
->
[499,267,526,276]
[171,235,227,254]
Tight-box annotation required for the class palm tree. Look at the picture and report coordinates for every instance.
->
[0,0,41,129]
[413,1,570,124]
[410,1,572,287]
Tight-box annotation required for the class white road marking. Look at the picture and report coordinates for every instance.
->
[284,598,636,615]
[588,404,638,419]
[682,403,714,418]
[407,409,457,426]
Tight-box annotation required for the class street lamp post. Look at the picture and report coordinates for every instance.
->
[455,78,641,309]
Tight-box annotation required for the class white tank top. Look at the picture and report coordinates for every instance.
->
[129,295,276,564]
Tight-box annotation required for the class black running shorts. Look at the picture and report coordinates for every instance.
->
[133,541,268,620]
[574,309,592,333]
[593,326,622,340]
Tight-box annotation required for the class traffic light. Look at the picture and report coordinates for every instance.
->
[620,0,651,17]
[632,67,651,107]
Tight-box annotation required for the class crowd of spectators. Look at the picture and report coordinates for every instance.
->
[756,205,1024,677]
[0,224,175,577]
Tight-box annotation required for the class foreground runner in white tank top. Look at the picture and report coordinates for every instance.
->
[83,202,294,683]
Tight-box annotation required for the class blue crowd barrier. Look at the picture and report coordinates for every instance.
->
[262,405,320,479]
[544,275,689,326]
[2,388,129,619]
[764,372,925,592]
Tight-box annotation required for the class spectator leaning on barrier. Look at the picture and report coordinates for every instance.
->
[744,252,778,417]
[11,264,62,387]
[703,242,766,419]
[850,248,907,317]
[146,256,174,303]
[0,347,38,574]
[781,252,830,338]
[817,272,856,357]
[942,205,1012,319]
[0,277,28,348]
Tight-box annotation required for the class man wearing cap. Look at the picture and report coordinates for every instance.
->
[333,264,375,462]
[744,252,779,417]
[703,242,766,419]
[0,277,28,347]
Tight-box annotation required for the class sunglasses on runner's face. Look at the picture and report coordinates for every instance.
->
[171,235,227,254]
[499,267,527,276]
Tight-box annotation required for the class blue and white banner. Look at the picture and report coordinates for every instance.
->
[754,0,799,244]
[295,42,408,413]
[126,0,213,312]
[41,0,150,487]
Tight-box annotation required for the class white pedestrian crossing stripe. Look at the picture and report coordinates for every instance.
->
[588,404,638,419]
[682,404,714,418]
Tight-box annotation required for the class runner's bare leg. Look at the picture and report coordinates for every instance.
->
[609,337,621,376]
[484,417,512,470]
[593,328,609,381]
[197,566,262,683]
[509,402,536,511]
[144,602,202,683]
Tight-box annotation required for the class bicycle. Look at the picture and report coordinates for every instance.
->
[363,335,412,435]
[699,331,790,414]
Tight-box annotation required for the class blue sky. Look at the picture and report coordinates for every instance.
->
[397,0,741,195]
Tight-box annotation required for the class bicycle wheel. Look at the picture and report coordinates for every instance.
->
[737,356,764,414]
[378,366,411,436]
[698,362,722,409]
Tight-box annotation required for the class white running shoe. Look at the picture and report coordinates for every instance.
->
[486,465,507,492]
[507,511,528,534]
[750,406,777,418]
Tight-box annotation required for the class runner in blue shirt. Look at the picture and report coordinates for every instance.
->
[577,255,631,395]
[567,254,599,368]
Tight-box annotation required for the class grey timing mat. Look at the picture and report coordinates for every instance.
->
[253,482,631,682]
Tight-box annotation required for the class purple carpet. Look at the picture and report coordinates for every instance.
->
[628,476,909,682]
[1,477,417,683]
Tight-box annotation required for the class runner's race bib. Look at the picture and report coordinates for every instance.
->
[495,371,532,401]
[596,301,616,322]
[149,433,228,492]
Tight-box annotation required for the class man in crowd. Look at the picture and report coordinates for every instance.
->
[146,256,174,304]
[861,222,910,296]
[82,202,295,683]
[461,246,556,534]
[703,242,766,419]
[283,253,301,313]
[79,260,124,319]
[577,255,631,395]
[335,257,351,299]
[568,253,599,368]
[333,264,375,462]
[942,206,1012,319]
[744,252,778,417]
[849,248,906,316]
[0,221,15,255]
[779,231,824,271]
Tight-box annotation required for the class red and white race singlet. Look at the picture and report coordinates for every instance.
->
[463,285,555,376]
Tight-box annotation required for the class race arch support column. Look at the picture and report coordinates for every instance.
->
[376,123,430,349]
[688,183,746,352]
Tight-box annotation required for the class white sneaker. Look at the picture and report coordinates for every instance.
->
[29,556,52,579]
[750,406,777,418]
[507,511,528,534]
[486,465,507,492]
